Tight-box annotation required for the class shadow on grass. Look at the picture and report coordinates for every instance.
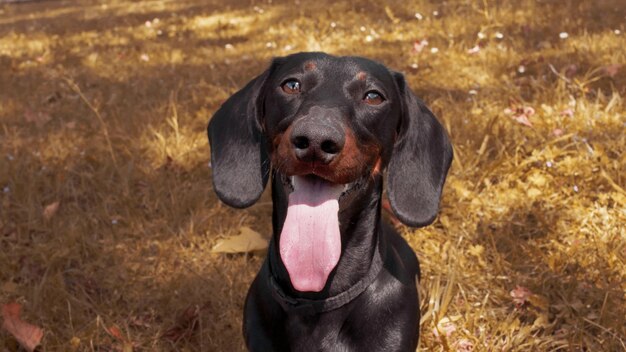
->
[474,201,625,348]
[1,0,625,350]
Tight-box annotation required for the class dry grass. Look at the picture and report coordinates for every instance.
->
[0,0,624,351]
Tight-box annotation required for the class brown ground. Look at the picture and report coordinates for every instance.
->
[0,0,624,351]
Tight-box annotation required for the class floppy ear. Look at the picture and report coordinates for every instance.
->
[387,73,453,227]
[208,62,278,208]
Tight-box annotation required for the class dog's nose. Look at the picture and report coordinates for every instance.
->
[290,119,345,164]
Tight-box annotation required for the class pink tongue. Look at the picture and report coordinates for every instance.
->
[279,176,343,292]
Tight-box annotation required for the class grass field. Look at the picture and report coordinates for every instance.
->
[0,0,624,350]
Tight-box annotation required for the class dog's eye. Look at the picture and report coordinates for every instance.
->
[363,91,385,105]
[282,80,301,94]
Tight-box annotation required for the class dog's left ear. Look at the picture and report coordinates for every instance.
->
[387,72,453,227]
[208,60,280,208]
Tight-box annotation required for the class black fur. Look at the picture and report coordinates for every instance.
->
[208,52,452,351]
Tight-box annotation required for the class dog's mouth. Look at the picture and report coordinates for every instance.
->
[278,174,364,293]
[280,173,364,200]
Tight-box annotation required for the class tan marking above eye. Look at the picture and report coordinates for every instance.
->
[356,71,367,81]
[304,61,317,71]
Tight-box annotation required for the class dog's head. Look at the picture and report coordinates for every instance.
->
[208,52,451,225]
[208,52,452,291]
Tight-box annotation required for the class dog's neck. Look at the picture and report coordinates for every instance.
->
[270,174,384,299]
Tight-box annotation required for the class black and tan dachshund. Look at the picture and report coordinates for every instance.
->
[208,52,452,351]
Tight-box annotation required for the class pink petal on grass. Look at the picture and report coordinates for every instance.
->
[522,106,535,116]
[43,201,60,221]
[1,303,44,352]
[467,45,481,54]
[511,114,533,127]
[412,39,429,53]
[433,319,457,339]
[510,286,532,307]
[552,128,564,137]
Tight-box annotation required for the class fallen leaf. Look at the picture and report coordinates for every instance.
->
[107,325,125,341]
[511,114,533,127]
[43,201,60,220]
[106,324,133,352]
[467,45,481,54]
[1,302,44,352]
[412,39,429,53]
[510,286,532,308]
[211,226,268,254]
[505,105,534,127]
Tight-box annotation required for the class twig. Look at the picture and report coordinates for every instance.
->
[63,78,117,165]
[548,63,572,84]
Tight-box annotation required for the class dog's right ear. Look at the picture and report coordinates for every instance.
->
[208,60,280,208]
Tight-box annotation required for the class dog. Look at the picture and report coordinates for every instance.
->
[208,52,452,351]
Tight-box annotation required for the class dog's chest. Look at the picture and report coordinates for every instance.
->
[283,311,352,350]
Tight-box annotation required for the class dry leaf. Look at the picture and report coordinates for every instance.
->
[43,201,60,220]
[412,39,429,53]
[106,324,133,352]
[505,106,535,127]
[467,45,481,54]
[211,226,268,254]
[510,286,532,308]
[107,325,125,341]
[1,302,44,352]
